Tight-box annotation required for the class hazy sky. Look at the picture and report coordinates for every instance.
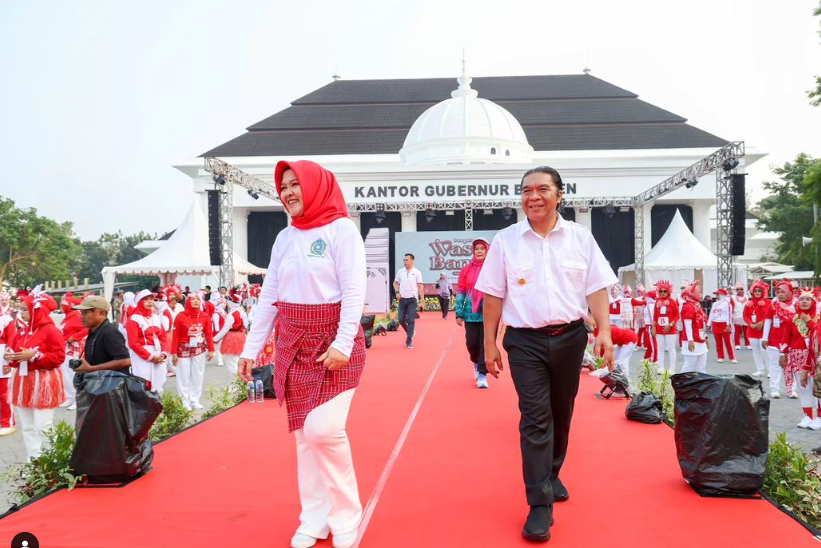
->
[1,0,820,240]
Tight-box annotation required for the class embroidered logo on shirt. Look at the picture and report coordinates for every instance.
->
[518,278,527,285]
[309,238,328,258]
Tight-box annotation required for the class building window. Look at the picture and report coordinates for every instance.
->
[490,147,496,155]
[505,149,510,156]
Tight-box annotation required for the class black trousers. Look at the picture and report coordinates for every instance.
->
[397,297,417,344]
[503,323,587,506]
[437,296,450,318]
[464,321,487,374]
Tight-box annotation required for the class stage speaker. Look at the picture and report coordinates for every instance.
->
[730,174,746,256]
[207,190,222,266]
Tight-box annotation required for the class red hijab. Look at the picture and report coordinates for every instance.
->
[457,238,491,313]
[275,160,348,230]
[23,291,58,331]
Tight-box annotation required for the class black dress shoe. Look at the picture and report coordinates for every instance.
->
[522,505,553,542]
[551,477,569,502]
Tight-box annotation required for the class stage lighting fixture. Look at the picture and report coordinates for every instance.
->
[424,208,436,223]
[619,206,630,213]
[374,210,386,224]
[483,209,493,215]
[722,158,739,172]
[502,207,514,221]
[247,189,259,200]
[213,174,226,186]
[685,177,699,189]
[603,203,615,217]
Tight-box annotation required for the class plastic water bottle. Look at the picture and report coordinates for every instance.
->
[247,381,256,403]
[255,378,264,403]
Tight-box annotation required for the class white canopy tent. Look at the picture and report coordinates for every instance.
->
[102,200,266,301]
[619,210,747,295]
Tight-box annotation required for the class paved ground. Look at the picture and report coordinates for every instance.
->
[0,341,817,513]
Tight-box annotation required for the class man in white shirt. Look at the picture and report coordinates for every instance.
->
[393,254,425,349]
[476,166,616,543]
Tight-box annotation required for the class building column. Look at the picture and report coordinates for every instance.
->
[576,208,592,230]
[401,211,416,232]
[691,201,712,251]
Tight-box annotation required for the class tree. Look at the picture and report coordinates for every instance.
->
[756,154,816,270]
[74,231,159,290]
[0,197,80,288]
[809,2,821,106]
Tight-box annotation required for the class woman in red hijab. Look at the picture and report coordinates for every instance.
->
[781,291,818,426]
[171,291,214,411]
[59,292,87,410]
[743,279,771,377]
[680,280,709,373]
[126,290,169,393]
[764,279,795,399]
[237,160,366,548]
[3,289,66,460]
[456,238,491,389]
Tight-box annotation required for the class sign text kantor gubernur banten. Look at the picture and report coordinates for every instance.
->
[354,182,577,199]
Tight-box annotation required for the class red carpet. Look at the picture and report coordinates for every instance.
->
[0,315,816,547]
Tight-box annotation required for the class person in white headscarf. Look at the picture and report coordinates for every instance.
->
[119,291,136,341]
[212,293,248,375]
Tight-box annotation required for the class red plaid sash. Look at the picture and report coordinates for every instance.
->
[274,302,365,432]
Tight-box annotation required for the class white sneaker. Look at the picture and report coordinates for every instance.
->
[191,402,204,410]
[787,390,798,399]
[183,403,193,411]
[291,533,319,548]
[746,346,752,350]
[476,374,489,389]
[731,359,738,364]
[752,371,765,377]
[770,390,781,399]
[810,418,821,431]
[798,415,813,429]
[333,531,358,548]
[68,403,77,410]
[473,363,480,381]
[657,367,664,375]
[734,346,740,350]
[717,359,725,363]
[59,400,73,408]
[0,427,16,436]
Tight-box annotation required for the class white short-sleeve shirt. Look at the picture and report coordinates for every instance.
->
[475,216,617,328]
[395,267,424,299]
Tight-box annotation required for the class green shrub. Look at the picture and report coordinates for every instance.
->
[763,433,821,529]
[202,376,247,420]
[149,392,195,442]
[0,421,83,504]
[636,360,675,425]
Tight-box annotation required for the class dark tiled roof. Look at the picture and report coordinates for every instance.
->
[202,74,727,157]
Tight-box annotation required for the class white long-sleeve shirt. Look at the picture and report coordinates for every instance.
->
[240,218,366,360]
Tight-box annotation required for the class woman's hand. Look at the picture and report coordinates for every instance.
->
[317,347,349,371]
[238,358,255,381]
[688,341,695,352]
[455,318,464,327]
[206,352,215,362]
[801,313,811,323]
[801,370,810,388]
[779,355,787,369]
[172,355,179,366]
[16,349,35,361]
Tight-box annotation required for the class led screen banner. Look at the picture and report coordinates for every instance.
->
[394,230,498,285]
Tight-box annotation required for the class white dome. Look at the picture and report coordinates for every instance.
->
[399,72,534,166]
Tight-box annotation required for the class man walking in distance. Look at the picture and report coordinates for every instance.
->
[393,253,425,349]
[476,166,616,543]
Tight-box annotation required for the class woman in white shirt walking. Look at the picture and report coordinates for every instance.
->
[238,160,366,548]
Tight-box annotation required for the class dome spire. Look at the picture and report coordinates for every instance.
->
[452,49,478,99]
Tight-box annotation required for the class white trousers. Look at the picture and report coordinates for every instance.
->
[17,407,55,461]
[750,338,766,372]
[765,347,783,392]
[177,353,206,406]
[656,334,678,373]
[60,357,76,405]
[132,358,167,394]
[223,355,239,376]
[797,375,817,409]
[681,353,708,374]
[613,343,635,377]
[215,348,224,366]
[294,389,362,539]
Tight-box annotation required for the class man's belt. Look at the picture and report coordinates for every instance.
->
[510,319,585,337]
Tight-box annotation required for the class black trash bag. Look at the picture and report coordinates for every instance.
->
[251,364,276,399]
[70,371,163,484]
[598,365,629,398]
[672,372,769,496]
[373,324,387,337]
[386,319,399,332]
[625,392,664,424]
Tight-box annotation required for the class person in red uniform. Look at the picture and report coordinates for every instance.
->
[779,290,816,407]
[126,289,169,393]
[642,289,658,363]
[708,289,736,364]
[764,279,795,399]
[2,289,66,460]
[213,293,247,375]
[610,325,638,377]
[799,311,821,431]
[680,281,709,373]
[0,297,18,436]
[652,280,679,374]
[58,292,87,410]
[171,291,214,410]
[743,280,771,377]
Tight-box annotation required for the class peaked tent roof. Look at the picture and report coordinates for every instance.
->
[621,210,717,271]
[202,74,727,157]
[102,201,265,277]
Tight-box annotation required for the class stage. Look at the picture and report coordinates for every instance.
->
[0,315,815,547]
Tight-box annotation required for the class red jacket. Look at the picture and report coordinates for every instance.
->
[653,298,680,333]
[743,299,771,340]
[126,312,168,361]
[172,309,215,355]
[781,315,816,352]
[611,326,638,346]
[59,310,88,344]
[681,302,707,343]
[7,323,65,371]
[765,301,793,348]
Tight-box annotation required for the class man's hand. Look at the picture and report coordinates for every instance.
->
[484,343,504,378]
[688,341,695,352]
[206,352,214,362]
[317,347,349,371]
[761,340,769,350]
[238,358,255,381]
[455,318,464,327]
[418,300,425,311]
[801,370,810,387]
[594,331,614,369]
[172,355,179,366]
[74,359,96,373]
